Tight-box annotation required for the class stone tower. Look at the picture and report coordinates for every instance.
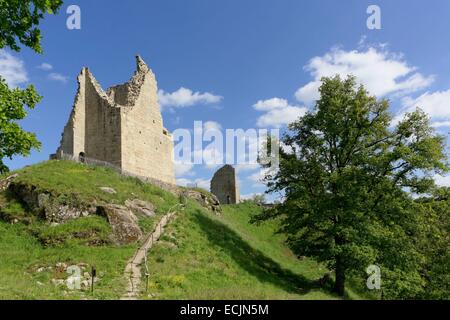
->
[53,56,176,184]
[210,165,240,204]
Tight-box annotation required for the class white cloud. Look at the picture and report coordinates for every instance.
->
[174,161,194,176]
[432,121,450,128]
[158,87,223,109]
[393,90,450,127]
[195,179,210,190]
[203,121,222,132]
[434,174,450,187]
[248,170,263,183]
[280,141,294,154]
[295,47,434,106]
[48,72,68,83]
[37,62,53,71]
[253,97,307,128]
[253,97,290,111]
[0,50,28,87]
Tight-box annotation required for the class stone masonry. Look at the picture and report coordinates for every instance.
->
[210,165,240,204]
[52,56,175,184]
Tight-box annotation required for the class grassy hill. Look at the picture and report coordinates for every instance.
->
[0,161,363,300]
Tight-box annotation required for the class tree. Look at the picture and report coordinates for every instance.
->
[256,75,448,297]
[0,0,63,173]
[414,188,450,299]
[0,0,63,53]
[0,78,42,173]
[243,194,266,205]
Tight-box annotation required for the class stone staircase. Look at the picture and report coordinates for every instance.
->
[122,204,184,299]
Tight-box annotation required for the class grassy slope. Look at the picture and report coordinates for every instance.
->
[0,160,179,299]
[0,161,364,299]
[144,202,343,299]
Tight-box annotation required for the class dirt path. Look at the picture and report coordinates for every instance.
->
[122,205,183,299]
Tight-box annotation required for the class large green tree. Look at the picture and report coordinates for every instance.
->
[257,75,448,297]
[0,0,63,173]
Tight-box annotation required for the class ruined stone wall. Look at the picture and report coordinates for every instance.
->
[56,69,87,158]
[210,165,240,204]
[84,70,122,166]
[54,56,175,184]
[119,57,175,184]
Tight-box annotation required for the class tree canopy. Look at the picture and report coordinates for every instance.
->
[0,0,63,173]
[0,78,42,173]
[256,75,448,297]
[0,0,63,53]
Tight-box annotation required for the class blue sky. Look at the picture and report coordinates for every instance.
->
[1,0,450,198]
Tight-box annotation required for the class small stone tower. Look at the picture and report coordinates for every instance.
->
[52,56,176,184]
[210,165,240,204]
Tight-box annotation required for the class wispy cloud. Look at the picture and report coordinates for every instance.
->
[393,89,450,127]
[37,62,53,71]
[432,121,450,128]
[48,72,68,83]
[0,50,28,87]
[158,87,223,110]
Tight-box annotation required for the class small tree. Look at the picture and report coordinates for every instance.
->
[0,78,42,173]
[250,194,266,205]
[0,0,63,173]
[256,75,448,297]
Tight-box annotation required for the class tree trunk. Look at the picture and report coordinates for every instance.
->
[333,257,346,296]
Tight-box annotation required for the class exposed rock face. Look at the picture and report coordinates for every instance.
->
[125,199,155,217]
[0,174,18,192]
[97,204,142,245]
[2,172,222,246]
[8,182,96,223]
[181,189,221,214]
[52,56,176,184]
[210,165,240,204]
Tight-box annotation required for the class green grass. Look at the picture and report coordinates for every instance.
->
[31,216,113,247]
[143,201,343,299]
[0,191,32,223]
[11,160,179,213]
[0,161,369,299]
[0,221,135,299]
[0,160,181,299]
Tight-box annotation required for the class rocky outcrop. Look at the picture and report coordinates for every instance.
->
[0,174,19,192]
[125,199,155,217]
[2,173,221,248]
[8,182,96,223]
[181,189,221,214]
[97,204,142,245]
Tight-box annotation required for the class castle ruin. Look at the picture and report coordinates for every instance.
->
[210,165,240,204]
[52,56,176,184]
